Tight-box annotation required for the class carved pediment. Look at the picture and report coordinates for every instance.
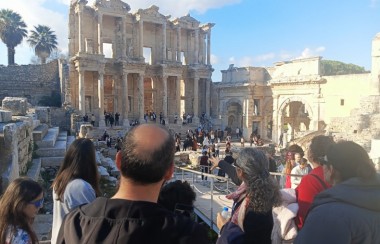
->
[94,0,131,13]
[174,14,200,28]
[136,5,170,22]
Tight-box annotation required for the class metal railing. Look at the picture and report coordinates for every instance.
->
[173,166,303,233]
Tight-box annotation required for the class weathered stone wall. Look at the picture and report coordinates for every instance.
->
[0,61,61,106]
[0,116,34,193]
[50,107,72,132]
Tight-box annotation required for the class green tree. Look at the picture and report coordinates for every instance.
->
[28,25,58,64]
[321,60,368,76]
[0,9,28,65]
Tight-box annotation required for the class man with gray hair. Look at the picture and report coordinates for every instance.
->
[57,124,208,243]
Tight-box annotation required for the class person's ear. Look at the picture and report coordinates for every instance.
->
[164,163,175,180]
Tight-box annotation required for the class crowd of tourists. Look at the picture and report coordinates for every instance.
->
[0,124,379,244]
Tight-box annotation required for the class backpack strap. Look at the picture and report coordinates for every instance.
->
[310,174,328,190]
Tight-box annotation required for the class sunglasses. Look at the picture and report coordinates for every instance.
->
[29,198,44,208]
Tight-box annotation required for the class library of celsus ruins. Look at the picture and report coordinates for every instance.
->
[67,0,214,126]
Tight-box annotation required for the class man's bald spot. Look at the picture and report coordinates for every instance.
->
[132,124,169,154]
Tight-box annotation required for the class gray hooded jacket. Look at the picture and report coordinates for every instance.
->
[295,174,380,244]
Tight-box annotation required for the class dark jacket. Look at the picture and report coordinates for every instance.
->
[295,175,380,244]
[218,160,242,185]
[217,197,273,244]
[57,197,209,244]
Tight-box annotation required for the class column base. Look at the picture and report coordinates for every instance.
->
[123,118,130,127]
[99,119,106,127]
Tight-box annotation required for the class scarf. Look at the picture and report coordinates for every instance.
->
[226,182,249,231]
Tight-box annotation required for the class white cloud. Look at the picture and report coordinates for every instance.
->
[237,56,254,67]
[210,54,219,65]
[59,0,241,17]
[297,46,326,59]
[228,56,235,63]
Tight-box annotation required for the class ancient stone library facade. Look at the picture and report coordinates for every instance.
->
[67,0,214,126]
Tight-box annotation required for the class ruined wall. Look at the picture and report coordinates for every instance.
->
[0,115,34,192]
[0,61,61,106]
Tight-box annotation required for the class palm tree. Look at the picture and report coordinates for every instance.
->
[0,9,28,65]
[28,25,58,64]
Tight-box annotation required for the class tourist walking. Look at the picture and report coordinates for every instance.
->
[114,112,120,126]
[91,113,96,126]
[0,178,43,244]
[51,138,101,244]
[56,124,208,243]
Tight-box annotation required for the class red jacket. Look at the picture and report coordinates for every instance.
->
[295,166,331,229]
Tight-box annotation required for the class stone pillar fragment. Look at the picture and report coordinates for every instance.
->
[162,75,168,120]
[207,31,211,65]
[162,22,167,60]
[193,77,199,123]
[138,74,145,122]
[98,13,103,54]
[177,27,181,62]
[78,70,85,115]
[98,72,105,126]
[122,72,129,126]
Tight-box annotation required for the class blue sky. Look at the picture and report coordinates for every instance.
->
[0,0,379,81]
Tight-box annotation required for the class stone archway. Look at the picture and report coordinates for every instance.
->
[144,77,156,114]
[278,96,313,141]
[224,98,243,131]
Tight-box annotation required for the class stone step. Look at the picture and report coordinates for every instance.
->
[36,127,60,148]
[66,135,76,148]
[27,158,41,181]
[33,124,49,141]
[41,156,64,167]
[57,131,68,141]
[36,140,66,157]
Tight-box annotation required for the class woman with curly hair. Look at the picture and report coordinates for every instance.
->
[51,138,101,244]
[214,148,282,244]
[0,178,43,244]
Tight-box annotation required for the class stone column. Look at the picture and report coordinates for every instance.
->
[162,75,168,121]
[138,73,145,122]
[122,71,129,126]
[206,78,211,117]
[195,29,199,64]
[177,27,181,62]
[98,71,105,127]
[162,22,167,61]
[97,13,103,54]
[78,70,85,115]
[122,17,126,58]
[193,77,200,123]
[176,76,182,124]
[78,3,85,53]
[139,20,144,58]
[207,30,211,65]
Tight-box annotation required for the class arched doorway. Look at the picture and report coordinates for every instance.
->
[280,99,312,141]
[224,99,243,131]
[144,77,156,114]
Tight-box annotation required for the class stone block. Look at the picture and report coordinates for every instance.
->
[35,107,50,124]
[2,97,28,116]
[0,110,12,122]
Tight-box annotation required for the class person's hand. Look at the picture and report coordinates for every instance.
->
[209,156,220,170]
[217,212,229,230]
